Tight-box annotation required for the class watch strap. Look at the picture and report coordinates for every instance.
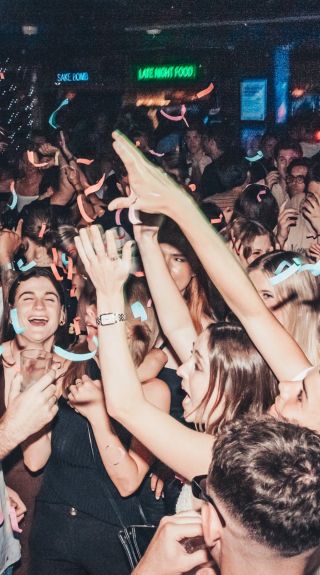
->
[96,312,127,326]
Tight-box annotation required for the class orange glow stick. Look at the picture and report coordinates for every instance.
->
[195,83,214,99]
[27,150,50,168]
[77,195,94,223]
[38,223,46,238]
[76,158,94,165]
[50,263,64,281]
[84,174,106,196]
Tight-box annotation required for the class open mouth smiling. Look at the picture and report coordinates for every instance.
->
[27,316,49,327]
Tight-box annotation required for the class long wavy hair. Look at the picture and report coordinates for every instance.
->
[192,322,278,434]
[248,250,320,365]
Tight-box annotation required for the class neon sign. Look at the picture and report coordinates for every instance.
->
[56,72,89,83]
[134,64,200,82]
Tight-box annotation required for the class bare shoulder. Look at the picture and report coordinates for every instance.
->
[142,377,171,411]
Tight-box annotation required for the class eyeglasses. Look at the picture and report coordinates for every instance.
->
[286,175,307,184]
[191,474,226,527]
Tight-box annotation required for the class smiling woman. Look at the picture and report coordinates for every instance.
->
[0,267,68,575]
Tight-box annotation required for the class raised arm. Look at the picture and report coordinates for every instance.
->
[109,131,311,380]
[134,225,196,362]
[74,227,214,480]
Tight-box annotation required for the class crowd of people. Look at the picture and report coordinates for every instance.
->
[0,100,319,575]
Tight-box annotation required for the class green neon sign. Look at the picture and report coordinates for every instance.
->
[134,64,200,82]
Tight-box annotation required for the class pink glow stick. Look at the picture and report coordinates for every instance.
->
[160,104,189,127]
[257,190,267,203]
[84,174,106,196]
[76,158,94,165]
[77,195,94,223]
[115,209,122,226]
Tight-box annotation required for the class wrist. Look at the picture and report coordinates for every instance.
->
[96,292,125,308]
[0,259,15,270]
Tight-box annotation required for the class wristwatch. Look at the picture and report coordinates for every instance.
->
[96,313,127,326]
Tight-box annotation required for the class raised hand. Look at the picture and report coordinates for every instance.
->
[67,375,106,423]
[302,194,320,234]
[74,226,132,297]
[276,201,299,248]
[110,131,188,217]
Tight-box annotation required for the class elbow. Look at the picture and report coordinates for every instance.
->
[117,480,142,498]
[24,458,45,473]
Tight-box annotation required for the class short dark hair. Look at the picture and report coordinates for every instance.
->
[308,162,320,184]
[209,417,320,556]
[274,140,302,160]
[215,151,249,191]
[234,183,279,231]
[204,124,233,153]
[287,158,310,176]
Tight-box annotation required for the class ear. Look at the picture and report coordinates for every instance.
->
[59,306,66,326]
[202,502,223,550]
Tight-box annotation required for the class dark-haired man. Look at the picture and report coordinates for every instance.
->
[200,125,233,199]
[266,140,302,206]
[134,417,320,575]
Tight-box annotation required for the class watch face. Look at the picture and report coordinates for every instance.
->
[100,313,115,326]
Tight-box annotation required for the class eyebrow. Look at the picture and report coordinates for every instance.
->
[302,379,308,399]
[18,290,59,300]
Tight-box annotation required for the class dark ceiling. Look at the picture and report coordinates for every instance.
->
[0,0,320,80]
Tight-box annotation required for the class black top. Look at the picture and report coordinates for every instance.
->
[38,360,143,526]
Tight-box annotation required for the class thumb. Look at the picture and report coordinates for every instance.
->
[108,197,132,212]
[122,240,134,269]
[8,373,23,404]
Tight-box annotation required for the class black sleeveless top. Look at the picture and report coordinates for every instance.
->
[38,359,144,526]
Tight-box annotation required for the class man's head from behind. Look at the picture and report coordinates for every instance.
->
[202,417,320,572]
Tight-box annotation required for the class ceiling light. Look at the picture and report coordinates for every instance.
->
[146,28,162,35]
[22,24,38,36]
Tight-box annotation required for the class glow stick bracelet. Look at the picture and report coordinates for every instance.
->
[160,104,189,126]
[27,150,50,168]
[17,259,36,272]
[50,263,64,281]
[195,82,214,99]
[61,253,69,267]
[52,248,59,264]
[210,214,223,224]
[53,343,98,362]
[245,150,264,162]
[257,190,267,202]
[38,223,46,238]
[131,301,148,321]
[10,308,25,334]
[48,98,70,129]
[115,209,122,226]
[76,158,94,165]
[67,257,73,281]
[84,174,106,196]
[128,205,142,225]
[147,299,152,308]
[7,181,17,210]
[270,263,300,285]
[77,195,94,223]
[134,271,145,277]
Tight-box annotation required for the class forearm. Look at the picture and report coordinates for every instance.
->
[22,430,52,472]
[97,291,145,413]
[138,238,196,361]
[90,413,146,496]
[0,418,21,459]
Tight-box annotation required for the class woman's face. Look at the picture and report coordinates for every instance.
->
[23,238,53,267]
[13,276,64,344]
[248,269,286,324]
[270,367,320,432]
[177,330,224,424]
[160,243,194,293]
[246,235,274,265]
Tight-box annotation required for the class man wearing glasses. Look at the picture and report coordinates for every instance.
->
[133,417,320,575]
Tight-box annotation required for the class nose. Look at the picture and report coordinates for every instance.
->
[33,297,46,310]
[177,356,192,379]
[278,381,301,401]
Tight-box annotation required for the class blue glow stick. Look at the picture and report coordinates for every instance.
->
[48,98,70,129]
[245,150,263,162]
[7,183,17,210]
[92,335,99,348]
[53,345,97,362]
[274,260,291,275]
[270,263,301,286]
[61,253,69,267]
[17,259,37,272]
[298,260,320,276]
[131,301,148,322]
[10,308,25,334]
[0,345,3,356]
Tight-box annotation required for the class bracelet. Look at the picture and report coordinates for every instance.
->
[96,313,127,326]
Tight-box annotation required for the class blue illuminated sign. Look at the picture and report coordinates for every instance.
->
[56,72,89,83]
[241,79,267,121]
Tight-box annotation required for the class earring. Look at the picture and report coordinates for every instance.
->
[59,319,65,326]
